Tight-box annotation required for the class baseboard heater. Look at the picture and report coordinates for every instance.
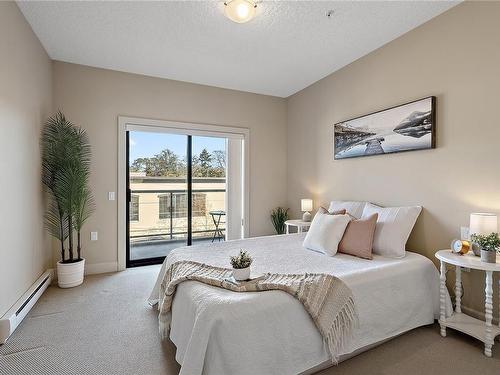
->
[0,270,52,344]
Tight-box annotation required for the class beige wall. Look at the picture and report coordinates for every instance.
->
[52,62,287,270]
[0,2,52,316]
[287,1,500,318]
[5,0,496,320]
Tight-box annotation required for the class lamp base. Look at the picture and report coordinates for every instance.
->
[302,211,312,222]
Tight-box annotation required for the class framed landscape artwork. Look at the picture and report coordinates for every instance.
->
[333,96,436,160]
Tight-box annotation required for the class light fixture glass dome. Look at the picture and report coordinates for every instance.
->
[224,0,257,24]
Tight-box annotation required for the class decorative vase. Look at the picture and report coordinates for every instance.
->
[480,250,496,264]
[471,242,481,257]
[232,266,250,281]
[57,258,85,288]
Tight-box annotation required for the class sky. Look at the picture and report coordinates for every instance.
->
[129,131,226,163]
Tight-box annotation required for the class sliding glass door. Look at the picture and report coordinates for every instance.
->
[126,131,228,267]
[191,136,227,245]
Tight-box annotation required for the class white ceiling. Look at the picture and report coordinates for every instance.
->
[18,1,458,97]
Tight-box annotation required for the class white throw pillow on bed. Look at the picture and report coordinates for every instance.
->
[328,201,366,219]
[303,212,350,256]
[361,203,422,258]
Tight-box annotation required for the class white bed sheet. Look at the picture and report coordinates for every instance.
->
[149,233,452,375]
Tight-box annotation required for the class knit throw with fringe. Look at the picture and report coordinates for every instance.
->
[158,260,358,363]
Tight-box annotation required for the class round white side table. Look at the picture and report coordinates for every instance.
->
[435,249,500,357]
[284,220,311,234]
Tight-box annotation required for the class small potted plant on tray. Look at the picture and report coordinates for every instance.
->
[470,232,500,264]
[230,250,253,281]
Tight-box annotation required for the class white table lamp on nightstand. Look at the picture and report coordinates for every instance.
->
[301,199,313,222]
[470,213,498,236]
[469,213,498,259]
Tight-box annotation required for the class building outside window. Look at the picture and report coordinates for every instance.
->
[159,193,207,219]
[158,194,170,219]
[130,195,139,221]
[192,193,207,217]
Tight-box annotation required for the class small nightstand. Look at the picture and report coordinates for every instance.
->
[284,220,311,234]
[435,250,500,357]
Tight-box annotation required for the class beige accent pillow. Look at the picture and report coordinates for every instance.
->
[318,207,346,215]
[328,201,367,219]
[303,213,351,256]
[338,213,378,260]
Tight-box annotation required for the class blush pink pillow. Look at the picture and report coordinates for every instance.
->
[338,213,378,260]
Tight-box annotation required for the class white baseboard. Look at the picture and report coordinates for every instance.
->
[47,268,55,279]
[84,262,118,275]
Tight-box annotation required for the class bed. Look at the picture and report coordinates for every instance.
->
[149,233,452,375]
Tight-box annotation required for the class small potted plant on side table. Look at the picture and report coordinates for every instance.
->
[230,250,253,281]
[471,233,500,263]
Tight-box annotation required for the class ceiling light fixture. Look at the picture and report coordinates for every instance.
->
[224,0,257,24]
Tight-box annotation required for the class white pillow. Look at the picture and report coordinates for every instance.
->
[303,212,351,256]
[361,203,422,258]
[328,201,367,219]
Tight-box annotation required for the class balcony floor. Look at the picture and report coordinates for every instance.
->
[130,236,222,261]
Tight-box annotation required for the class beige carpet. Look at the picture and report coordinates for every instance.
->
[0,266,498,375]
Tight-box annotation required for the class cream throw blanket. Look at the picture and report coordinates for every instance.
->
[158,260,358,362]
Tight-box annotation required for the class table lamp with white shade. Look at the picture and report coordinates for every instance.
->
[470,213,498,236]
[469,213,498,259]
[301,199,313,222]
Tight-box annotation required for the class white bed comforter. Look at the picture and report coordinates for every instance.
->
[149,234,451,375]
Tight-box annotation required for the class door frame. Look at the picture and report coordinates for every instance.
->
[117,116,250,271]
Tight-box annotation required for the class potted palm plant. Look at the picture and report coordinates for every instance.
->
[42,111,95,288]
[271,207,289,234]
[471,233,500,263]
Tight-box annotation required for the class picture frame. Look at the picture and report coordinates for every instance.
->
[333,96,436,160]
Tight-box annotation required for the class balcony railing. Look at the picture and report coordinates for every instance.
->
[129,188,225,243]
